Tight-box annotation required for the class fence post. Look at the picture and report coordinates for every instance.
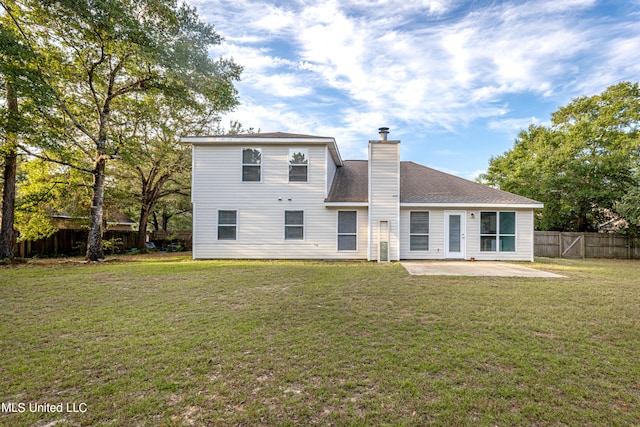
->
[558,232,563,258]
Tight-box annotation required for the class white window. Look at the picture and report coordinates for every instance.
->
[410,211,429,251]
[284,210,304,240]
[218,210,237,240]
[289,149,309,182]
[338,211,357,251]
[242,148,261,182]
[480,212,516,252]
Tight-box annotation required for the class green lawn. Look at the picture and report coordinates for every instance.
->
[1,257,639,426]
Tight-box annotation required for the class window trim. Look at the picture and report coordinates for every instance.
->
[241,147,262,182]
[217,210,237,241]
[288,148,309,183]
[480,211,516,252]
[409,211,430,251]
[284,210,305,241]
[337,210,358,252]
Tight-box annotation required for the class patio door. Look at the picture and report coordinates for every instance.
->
[445,211,466,259]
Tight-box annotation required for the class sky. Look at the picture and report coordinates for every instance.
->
[187,0,640,179]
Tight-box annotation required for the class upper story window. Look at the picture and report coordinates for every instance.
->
[289,149,309,182]
[242,148,261,182]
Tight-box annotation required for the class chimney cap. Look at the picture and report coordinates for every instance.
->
[378,127,390,133]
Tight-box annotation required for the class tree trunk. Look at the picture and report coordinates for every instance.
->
[162,212,170,232]
[0,81,18,259]
[86,157,106,260]
[137,202,152,250]
[151,211,159,232]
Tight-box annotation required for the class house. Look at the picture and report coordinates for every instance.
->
[182,128,543,261]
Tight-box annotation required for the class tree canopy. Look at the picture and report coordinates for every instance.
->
[1,0,241,259]
[480,81,640,232]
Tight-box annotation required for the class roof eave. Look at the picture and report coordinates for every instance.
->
[324,201,369,207]
[181,136,343,167]
[400,202,544,209]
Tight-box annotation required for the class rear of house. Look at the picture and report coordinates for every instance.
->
[183,129,542,261]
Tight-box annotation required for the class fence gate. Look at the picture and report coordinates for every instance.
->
[560,233,584,258]
[535,231,640,259]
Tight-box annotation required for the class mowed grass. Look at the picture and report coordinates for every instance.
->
[1,257,639,426]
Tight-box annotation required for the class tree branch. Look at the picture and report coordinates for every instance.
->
[18,144,94,175]
[34,105,94,158]
[87,44,107,115]
[109,75,156,100]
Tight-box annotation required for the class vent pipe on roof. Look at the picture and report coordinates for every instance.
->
[378,127,389,141]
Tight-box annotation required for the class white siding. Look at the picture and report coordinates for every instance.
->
[466,209,535,261]
[192,144,366,259]
[191,138,538,262]
[368,142,400,261]
[400,207,536,261]
[325,146,337,197]
[400,209,445,260]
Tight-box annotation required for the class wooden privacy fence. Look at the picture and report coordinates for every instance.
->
[16,230,192,257]
[17,230,140,258]
[149,231,192,251]
[535,231,640,259]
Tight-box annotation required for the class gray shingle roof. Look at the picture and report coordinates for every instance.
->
[326,160,369,202]
[326,160,542,206]
[211,132,332,139]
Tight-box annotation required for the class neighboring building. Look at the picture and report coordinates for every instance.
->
[182,128,543,261]
[52,212,137,231]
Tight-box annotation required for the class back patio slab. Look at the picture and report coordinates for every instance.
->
[400,261,565,278]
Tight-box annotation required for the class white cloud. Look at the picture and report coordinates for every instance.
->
[188,0,640,175]
[252,4,297,33]
[488,117,544,133]
[253,74,313,97]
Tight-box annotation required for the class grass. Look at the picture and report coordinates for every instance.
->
[1,256,639,426]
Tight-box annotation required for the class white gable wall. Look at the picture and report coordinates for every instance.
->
[192,144,367,259]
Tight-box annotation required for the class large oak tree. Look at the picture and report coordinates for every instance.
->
[2,0,240,260]
[480,82,640,231]
[109,93,208,250]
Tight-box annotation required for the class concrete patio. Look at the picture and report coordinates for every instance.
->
[401,260,565,277]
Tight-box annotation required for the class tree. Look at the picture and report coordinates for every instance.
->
[480,82,640,231]
[0,77,18,259]
[110,94,203,250]
[3,0,241,260]
[14,157,92,242]
[615,173,640,233]
[1,2,42,259]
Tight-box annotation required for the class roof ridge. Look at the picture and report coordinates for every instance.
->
[215,131,332,139]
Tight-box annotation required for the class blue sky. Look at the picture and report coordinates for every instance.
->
[188,0,640,179]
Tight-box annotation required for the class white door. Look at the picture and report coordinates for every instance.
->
[445,211,466,259]
[378,220,390,262]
